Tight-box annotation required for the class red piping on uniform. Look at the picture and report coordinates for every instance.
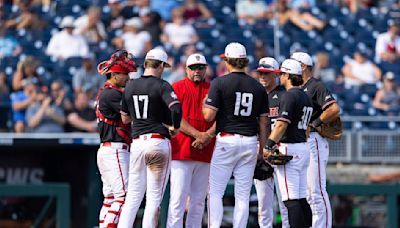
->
[105,196,114,199]
[103,203,111,207]
[315,138,328,228]
[109,210,119,215]
[113,149,126,224]
[284,146,289,200]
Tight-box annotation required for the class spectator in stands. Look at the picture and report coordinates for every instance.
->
[0,72,10,132]
[0,23,22,58]
[179,0,212,22]
[289,0,316,9]
[26,89,66,133]
[161,8,199,52]
[150,0,179,21]
[105,0,135,30]
[313,52,336,84]
[10,78,39,133]
[236,0,267,25]
[216,60,228,77]
[12,56,40,91]
[46,16,89,61]
[140,9,163,46]
[270,0,325,31]
[163,56,185,84]
[342,50,382,88]
[112,17,152,58]
[67,92,97,132]
[74,6,107,43]
[4,0,45,30]
[341,0,375,14]
[372,72,400,115]
[72,53,105,100]
[50,80,73,113]
[375,21,400,63]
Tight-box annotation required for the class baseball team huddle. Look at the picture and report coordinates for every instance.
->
[95,41,341,228]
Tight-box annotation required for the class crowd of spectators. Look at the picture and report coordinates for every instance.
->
[0,0,399,133]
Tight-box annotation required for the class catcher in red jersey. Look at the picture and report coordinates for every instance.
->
[96,50,137,228]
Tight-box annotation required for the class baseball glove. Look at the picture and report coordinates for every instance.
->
[267,153,293,165]
[254,159,274,180]
[316,117,343,140]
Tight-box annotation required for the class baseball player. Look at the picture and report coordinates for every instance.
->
[118,48,182,228]
[255,57,289,228]
[291,52,340,228]
[203,42,269,228]
[96,50,137,227]
[167,53,216,228]
[263,59,313,228]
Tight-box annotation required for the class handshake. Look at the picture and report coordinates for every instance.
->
[191,132,213,150]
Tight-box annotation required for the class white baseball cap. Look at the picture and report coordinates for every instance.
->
[60,16,75,28]
[291,52,313,66]
[280,59,302,75]
[125,17,143,29]
[145,48,171,67]
[220,42,247,59]
[186,53,207,66]
[257,57,281,73]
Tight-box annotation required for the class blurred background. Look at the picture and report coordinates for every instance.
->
[0,0,399,227]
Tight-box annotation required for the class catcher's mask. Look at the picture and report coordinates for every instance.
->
[97,49,138,75]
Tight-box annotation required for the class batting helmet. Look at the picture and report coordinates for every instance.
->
[97,49,138,75]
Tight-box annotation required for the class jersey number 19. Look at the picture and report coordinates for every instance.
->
[133,95,149,119]
[234,92,253,116]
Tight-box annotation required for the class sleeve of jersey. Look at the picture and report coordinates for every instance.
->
[204,79,220,111]
[277,93,295,124]
[259,89,269,117]
[161,82,181,108]
[120,93,129,116]
[315,82,336,110]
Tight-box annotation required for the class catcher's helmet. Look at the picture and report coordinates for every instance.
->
[97,49,138,75]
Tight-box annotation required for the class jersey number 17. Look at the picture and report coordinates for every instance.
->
[133,95,149,119]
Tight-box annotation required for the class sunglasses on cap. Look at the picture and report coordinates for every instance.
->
[188,64,206,71]
[258,63,274,69]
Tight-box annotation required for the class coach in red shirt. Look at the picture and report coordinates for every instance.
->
[167,53,216,227]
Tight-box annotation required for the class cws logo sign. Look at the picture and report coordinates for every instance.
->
[0,167,44,184]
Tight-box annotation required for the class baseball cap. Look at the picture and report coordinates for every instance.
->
[125,17,143,29]
[291,52,313,66]
[280,59,302,75]
[60,16,75,28]
[145,48,171,67]
[257,57,281,73]
[186,53,207,67]
[220,42,247,59]
[384,71,395,80]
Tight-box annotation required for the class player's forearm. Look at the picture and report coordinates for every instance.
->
[170,104,182,129]
[258,116,269,156]
[268,120,287,144]
[206,122,216,137]
[180,118,201,138]
[320,102,340,123]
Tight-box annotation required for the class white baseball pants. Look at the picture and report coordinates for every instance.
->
[167,160,210,228]
[118,134,171,228]
[208,134,258,228]
[275,142,310,202]
[97,143,129,228]
[254,173,289,228]
[307,132,332,228]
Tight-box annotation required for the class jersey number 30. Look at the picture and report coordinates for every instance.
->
[298,106,313,130]
[234,92,253,116]
[133,95,149,119]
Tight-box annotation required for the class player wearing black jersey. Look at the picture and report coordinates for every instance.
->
[203,42,269,228]
[118,48,182,228]
[96,50,137,228]
[291,52,340,228]
[254,57,289,228]
[263,59,313,228]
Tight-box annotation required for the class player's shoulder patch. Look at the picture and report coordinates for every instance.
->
[170,91,177,99]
